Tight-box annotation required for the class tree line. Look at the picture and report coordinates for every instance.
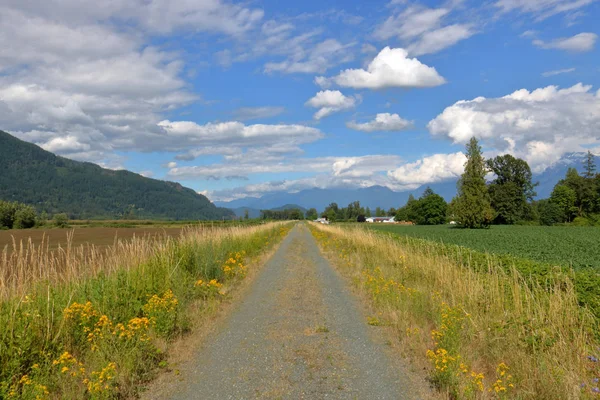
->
[0,200,69,230]
[311,138,600,228]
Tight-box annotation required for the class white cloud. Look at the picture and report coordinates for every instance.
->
[347,113,413,132]
[167,154,402,181]
[316,47,446,90]
[233,106,285,120]
[427,83,600,171]
[264,38,355,74]
[388,152,466,186]
[541,67,576,77]
[139,170,154,178]
[158,120,323,149]
[4,0,264,36]
[407,24,474,56]
[533,32,597,52]
[373,6,475,56]
[166,162,178,169]
[305,90,360,120]
[495,0,596,20]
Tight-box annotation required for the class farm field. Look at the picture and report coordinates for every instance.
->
[0,226,184,253]
[366,224,600,269]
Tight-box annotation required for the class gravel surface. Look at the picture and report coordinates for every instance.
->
[156,224,422,399]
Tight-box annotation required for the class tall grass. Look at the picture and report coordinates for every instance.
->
[0,222,291,399]
[310,223,599,399]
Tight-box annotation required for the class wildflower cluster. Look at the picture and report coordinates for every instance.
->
[6,374,49,400]
[85,362,117,394]
[142,289,179,338]
[222,251,247,279]
[53,351,86,378]
[490,362,514,396]
[64,301,152,350]
[194,279,224,297]
[361,267,416,305]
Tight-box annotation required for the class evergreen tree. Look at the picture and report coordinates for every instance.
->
[584,150,596,179]
[452,137,493,228]
[365,207,372,217]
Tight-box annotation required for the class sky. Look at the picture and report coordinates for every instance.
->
[1,0,599,202]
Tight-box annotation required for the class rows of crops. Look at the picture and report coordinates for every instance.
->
[366,224,600,269]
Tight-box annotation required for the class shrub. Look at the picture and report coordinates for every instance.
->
[53,213,69,228]
[13,206,37,229]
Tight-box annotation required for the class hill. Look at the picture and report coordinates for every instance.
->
[0,130,233,220]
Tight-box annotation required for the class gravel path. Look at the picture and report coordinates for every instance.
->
[157,224,422,399]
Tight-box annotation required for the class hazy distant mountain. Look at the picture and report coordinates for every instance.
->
[217,182,458,212]
[230,204,307,218]
[533,152,600,199]
[0,130,233,220]
[217,152,599,212]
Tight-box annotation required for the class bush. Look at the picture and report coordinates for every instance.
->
[572,217,593,226]
[14,206,37,229]
[53,213,69,228]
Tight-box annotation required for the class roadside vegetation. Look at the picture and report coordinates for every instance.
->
[310,222,599,399]
[0,222,291,399]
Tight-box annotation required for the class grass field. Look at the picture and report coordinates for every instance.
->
[312,223,600,399]
[367,224,600,269]
[0,222,291,399]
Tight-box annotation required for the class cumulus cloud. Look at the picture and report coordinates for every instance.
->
[542,67,576,77]
[533,33,597,52]
[305,90,360,120]
[347,113,413,132]
[374,6,475,56]
[388,152,466,186]
[427,83,600,171]
[315,47,446,90]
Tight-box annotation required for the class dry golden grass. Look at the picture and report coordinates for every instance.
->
[310,223,598,399]
[0,223,282,301]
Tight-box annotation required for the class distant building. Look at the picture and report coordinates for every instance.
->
[366,216,395,223]
[314,217,330,225]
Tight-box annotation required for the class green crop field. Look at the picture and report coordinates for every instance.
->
[366,224,600,269]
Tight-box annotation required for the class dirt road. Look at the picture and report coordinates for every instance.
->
[151,224,424,399]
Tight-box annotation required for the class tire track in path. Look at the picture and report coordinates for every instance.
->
[154,224,423,399]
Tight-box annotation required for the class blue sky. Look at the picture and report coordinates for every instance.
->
[1,0,599,201]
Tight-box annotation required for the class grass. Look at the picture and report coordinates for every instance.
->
[366,224,600,270]
[0,222,292,399]
[310,222,600,399]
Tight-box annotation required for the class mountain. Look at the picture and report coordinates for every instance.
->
[217,153,600,211]
[533,152,600,199]
[230,204,307,218]
[217,182,457,212]
[0,130,233,220]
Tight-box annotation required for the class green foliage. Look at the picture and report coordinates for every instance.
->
[536,199,563,226]
[395,189,447,225]
[0,130,233,220]
[550,184,577,222]
[260,208,304,220]
[53,213,69,228]
[0,200,37,229]
[487,154,537,224]
[452,138,494,228]
[305,208,318,220]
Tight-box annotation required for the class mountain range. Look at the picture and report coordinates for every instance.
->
[216,153,600,212]
[0,130,233,220]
